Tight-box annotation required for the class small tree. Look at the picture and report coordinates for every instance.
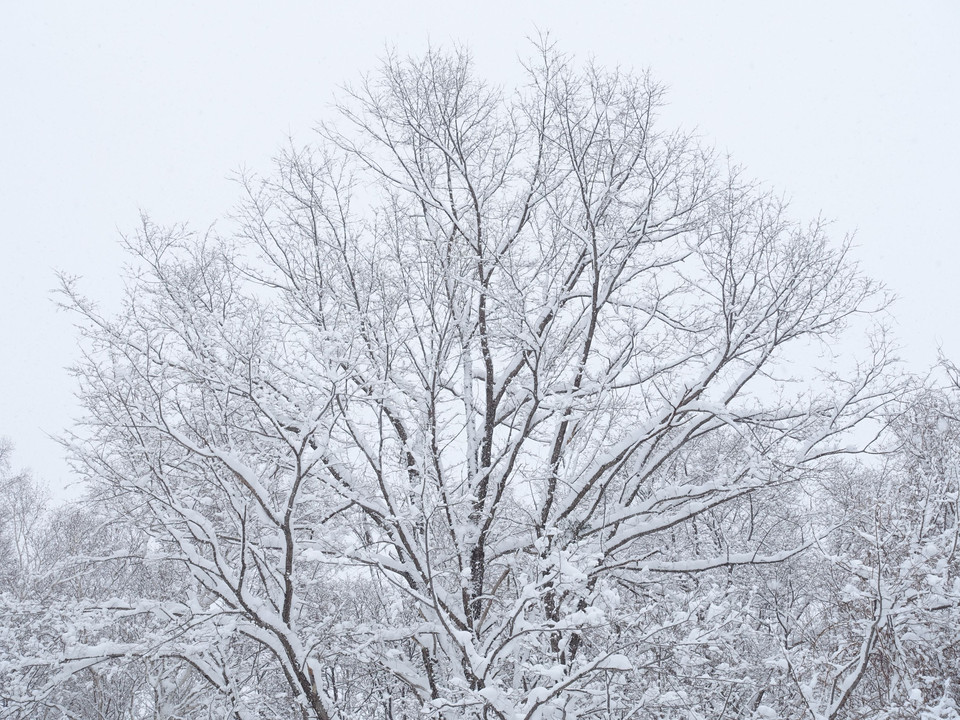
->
[51,46,897,719]
[0,440,46,592]
[751,376,960,720]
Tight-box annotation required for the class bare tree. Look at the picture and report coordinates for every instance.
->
[746,373,960,720]
[41,45,899,719]
[0,440,47,593]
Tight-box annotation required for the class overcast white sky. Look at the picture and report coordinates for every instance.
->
[2,2,958,497]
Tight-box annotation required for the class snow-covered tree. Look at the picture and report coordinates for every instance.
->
[744,375,960,720]
[0,440,46,593]
[11,46,907,719]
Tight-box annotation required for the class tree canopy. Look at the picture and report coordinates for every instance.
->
[1,46,956,720]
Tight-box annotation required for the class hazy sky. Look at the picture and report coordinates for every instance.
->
[2,2,958,497]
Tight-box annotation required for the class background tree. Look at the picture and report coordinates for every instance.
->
[0,440,46,592]
[737,369,959,720]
